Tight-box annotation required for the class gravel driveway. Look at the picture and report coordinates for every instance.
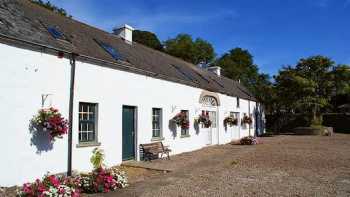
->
[91,134,350,197]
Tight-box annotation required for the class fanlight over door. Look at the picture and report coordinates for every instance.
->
[200,96,218,107]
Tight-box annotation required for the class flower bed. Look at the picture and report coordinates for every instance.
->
[239,136,258,145]
[17,168,128,197]
[31,107,68,141]
[17,148,128,196]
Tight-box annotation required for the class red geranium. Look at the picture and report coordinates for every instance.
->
[32,107,69,141]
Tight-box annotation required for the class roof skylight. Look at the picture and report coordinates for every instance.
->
[47,26,64,39]
[95,39,122,61]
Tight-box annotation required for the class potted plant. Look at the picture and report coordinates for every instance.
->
[195,111,212,128]
[172,111,189,129]
[242,114,253,125]
[223,116,238,127]
[31,107,69,142]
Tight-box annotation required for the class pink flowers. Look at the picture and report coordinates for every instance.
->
[32,107,69,141]
[172,111,189,129]
[196,111,212,128]
[17,174,81,197]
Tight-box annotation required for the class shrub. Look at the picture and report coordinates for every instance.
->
[90,148,105,169]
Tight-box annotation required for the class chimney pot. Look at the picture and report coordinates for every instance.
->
[113,24,134,44]
[207,66,221,76]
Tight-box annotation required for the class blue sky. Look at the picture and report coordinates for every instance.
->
[49,0,350,76]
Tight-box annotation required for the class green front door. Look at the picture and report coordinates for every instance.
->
[122,106,136,160]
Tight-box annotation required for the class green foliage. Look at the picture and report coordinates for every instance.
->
[29,0,72,18]
[133,30,163,51]
[215,48,272,107]
[90,148,105,169]
[164,34,215,64]
[274,56,337,125]
[331,65,350,110]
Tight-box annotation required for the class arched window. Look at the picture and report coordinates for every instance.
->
[200,96,218,107]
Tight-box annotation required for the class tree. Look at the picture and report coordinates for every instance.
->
[274,56,335,125]
[331,64,350,110]
[164,34,215,65]
[133,30,163,51]
[215,48,273,111]
[29,0,72,18]
[193,38,215,64]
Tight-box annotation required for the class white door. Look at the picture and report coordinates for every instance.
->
[208,111,218,144]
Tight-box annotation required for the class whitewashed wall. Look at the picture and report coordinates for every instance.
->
[0,43,258,186]
[0,44,70,186]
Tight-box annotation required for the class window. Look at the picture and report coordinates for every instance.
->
[94,39,122,61]
[181,110,190,137]
[47,27,63,39]
[78,102,98,144]
[236,97,240,108]
[208,111,217,128]
[152,108,162,139]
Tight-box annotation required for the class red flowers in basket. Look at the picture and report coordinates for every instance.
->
[32,107,69,141]
[172,111,189,129]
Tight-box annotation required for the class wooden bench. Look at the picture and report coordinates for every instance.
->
[140,142,171,161]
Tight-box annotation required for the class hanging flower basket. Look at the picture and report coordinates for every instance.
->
[31,107,69,141]
[171,111,189,129]
[242,114,253,125]
[223,116,238,127]
[195,111,212,128]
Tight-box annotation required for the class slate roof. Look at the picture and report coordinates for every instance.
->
[0,0,256,101]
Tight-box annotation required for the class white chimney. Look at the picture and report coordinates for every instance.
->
[113,24,134,44]
[207,66,221,76]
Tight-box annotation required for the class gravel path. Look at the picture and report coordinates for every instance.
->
[91,134,350,197]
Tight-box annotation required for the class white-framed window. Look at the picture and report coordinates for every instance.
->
[152,108,162,138]
[181,110,189,136]
[208,111,217,128]
[78,102,98,143]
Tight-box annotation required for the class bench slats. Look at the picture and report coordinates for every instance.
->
[140,141,171,161]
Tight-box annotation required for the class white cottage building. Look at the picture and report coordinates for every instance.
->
[0,0,265,186]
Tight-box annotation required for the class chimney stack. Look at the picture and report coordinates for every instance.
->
[207,66,221,76]
[113,24,134,44]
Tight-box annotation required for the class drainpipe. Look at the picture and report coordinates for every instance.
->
[248,100,251,136]
[67,53,77,176]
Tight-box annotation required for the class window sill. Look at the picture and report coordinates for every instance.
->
[76,142,101,148]
[180,134,191,138]
[151,137,165,141]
